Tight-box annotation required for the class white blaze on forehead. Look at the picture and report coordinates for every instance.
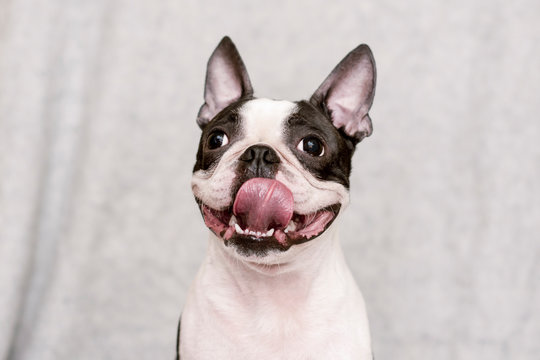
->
[239,98,297,144]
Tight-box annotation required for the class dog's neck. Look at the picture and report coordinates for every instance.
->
[199,223,355,313]
[182,221,372,357]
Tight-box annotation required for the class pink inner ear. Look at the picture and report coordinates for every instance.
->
[197,37,253,128]
[206,57,244,116]
[311,44,376,140]
[328,100,372,138]
[326,60,374,138]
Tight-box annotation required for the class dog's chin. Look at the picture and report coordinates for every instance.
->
[197,201,341,258]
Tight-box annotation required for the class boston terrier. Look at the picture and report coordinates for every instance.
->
[178,36,376,359]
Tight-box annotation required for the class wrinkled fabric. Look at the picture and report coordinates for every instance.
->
[0,0,539,359]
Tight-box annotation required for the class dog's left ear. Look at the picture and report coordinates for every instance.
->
[197,36,253,129]
[310,44,376,143]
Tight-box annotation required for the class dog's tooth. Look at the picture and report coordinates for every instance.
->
[229,215,237,226]
[285,221,296,232]
[266,228,275,237]
[234,223,243,234]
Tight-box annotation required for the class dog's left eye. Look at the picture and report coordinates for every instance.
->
[297,136,325,156]
[208,131,229,149]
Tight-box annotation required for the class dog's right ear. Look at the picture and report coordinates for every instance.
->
[197,36,253,129]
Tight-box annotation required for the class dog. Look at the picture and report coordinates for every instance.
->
[177,36,376,359]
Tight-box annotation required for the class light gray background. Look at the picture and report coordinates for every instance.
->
[0,0,539,359]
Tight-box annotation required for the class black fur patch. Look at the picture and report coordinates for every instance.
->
[286,100,356,188]
[224,234,288,257]
[193,98,252,172]
[175,315,181,360]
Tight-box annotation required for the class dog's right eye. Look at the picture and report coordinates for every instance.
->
[208,131,229,149]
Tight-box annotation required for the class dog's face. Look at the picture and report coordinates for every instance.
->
[192,37,376,259]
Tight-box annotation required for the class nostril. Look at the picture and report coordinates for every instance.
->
[239,148,255,162]
[263,149,280,164]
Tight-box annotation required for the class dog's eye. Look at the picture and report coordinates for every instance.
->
[208,131,229,149]
[297,136,325,156]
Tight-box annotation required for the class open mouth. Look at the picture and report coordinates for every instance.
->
[197,178,340,254]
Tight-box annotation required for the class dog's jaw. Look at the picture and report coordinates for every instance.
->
[198,201,342,257]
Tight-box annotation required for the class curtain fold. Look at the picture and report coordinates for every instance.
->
[0,0,538,359]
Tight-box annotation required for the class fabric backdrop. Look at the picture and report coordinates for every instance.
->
[0,0,539,359]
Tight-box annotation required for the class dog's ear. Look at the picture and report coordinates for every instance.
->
[310,44,376,143]
[197,36,253,129]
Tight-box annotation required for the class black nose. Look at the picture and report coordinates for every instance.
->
[238,145,280,178]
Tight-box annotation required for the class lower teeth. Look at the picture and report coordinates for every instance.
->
[234,223,244,234]
[284,221,296,233]
[234,225,276,238]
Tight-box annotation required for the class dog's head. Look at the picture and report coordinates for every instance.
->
[191,37,376,259]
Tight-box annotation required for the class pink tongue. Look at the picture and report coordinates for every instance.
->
[233,178,294,233]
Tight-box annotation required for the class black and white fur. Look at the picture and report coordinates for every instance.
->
[179,36,376,359]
